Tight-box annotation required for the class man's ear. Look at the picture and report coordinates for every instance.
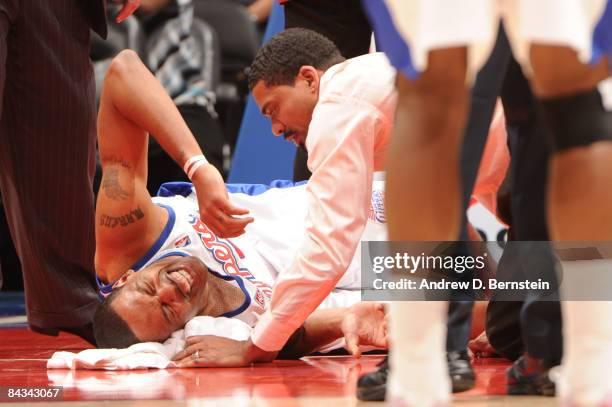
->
[112,269,135,289]
[297,66,320,92]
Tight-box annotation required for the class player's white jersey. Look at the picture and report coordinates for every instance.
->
[98,176,388,325]
[115,193,272,328]
[223,174,388,290]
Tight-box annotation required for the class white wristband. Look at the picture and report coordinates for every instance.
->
[183,154,207,173]
[183,155,208,180]
[187,159,207,180]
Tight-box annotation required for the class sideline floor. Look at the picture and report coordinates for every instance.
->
[0,327,556,406]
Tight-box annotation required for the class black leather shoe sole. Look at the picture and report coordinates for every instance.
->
[451,373,476,393]
[506,354,557,397]
[356,383,386,402]
[448,350,476,393]
[507,379,555,396]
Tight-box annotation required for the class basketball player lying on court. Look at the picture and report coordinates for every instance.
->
[92,50,388,362]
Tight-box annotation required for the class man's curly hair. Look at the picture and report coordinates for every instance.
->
[93,287,140,348]
[248,28,345,90]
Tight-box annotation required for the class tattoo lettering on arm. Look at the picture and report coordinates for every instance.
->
[100,207,145,228]
[101,167,131,201]
[101,154,132,169]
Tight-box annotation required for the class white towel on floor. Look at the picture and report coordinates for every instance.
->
[47,316,252,370]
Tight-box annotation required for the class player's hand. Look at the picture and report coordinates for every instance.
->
[190,164,254,238]
[341,302,389,358]
[114,0,141,23]
[172,336,276,367]
[468,331,496,358]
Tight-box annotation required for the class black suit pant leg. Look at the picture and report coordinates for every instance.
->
[0,0,100,331]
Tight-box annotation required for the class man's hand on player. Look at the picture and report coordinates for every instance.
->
[114,0,141,23]
[191,164,254,238]
[468,331,496,358]
[173,336,276,367]
[341,302,389,358]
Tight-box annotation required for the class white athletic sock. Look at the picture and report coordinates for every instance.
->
[560,259,612,406]
[561,301,612,406]
[388,300,450,407]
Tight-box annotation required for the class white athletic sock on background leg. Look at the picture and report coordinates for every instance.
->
[558,257,612,405]
[388,300,450,407]
[561,300,612,406]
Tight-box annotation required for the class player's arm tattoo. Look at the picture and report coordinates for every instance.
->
[100,167,130,201]
[100,207,145,228]
[100,154,132,169]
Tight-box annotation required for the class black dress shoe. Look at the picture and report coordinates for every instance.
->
[357,351,476,401]
[506,354,558,396]
[357,357,388,401]
[447,350,476,393]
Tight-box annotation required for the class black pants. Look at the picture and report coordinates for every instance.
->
[445,25,513,352]
[485,54,563,362]
[146,104,226,194]
[0,0,100,337]
[283,0,372,60]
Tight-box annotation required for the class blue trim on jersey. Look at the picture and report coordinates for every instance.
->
[96,204,177,297]
[154,250,189,262]
[157,182,193,198]
[157,180,307,198]
[207,270,252,318]
[225,180,306,196]
[96,275,114,299]
[132,204,176,271]
[361,0,420,79]
[591,0,612,70]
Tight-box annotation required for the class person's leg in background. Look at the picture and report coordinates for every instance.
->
[497,54,563,396]
[445,25,512,392]
[282,0,372,182]
[0,0,14,291]
[0,0,100,342]
[527,42,612,407]
[146,104,226,194]
[384,46,468,403]
[504,4,612,403]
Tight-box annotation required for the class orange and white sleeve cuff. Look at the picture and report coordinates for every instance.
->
[251,310,298,352]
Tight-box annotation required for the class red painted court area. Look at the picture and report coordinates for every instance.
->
[0,327,555,406]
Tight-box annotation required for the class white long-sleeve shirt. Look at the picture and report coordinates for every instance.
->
[251,53,398,351]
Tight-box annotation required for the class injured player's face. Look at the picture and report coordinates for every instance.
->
[251,75,318,148]
[110,256,210,342]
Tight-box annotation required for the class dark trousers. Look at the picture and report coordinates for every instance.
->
[485,54,563,362]
[146,104,226,194]
[284,0,372,60]
[0,0,99,337]
[445,26,512,351]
